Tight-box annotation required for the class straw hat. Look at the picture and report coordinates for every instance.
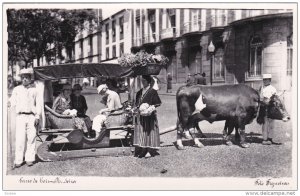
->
[19,68,34,76]
[97,84,108,94]
[262,74,272,79]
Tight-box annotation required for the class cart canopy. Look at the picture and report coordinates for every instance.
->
[33,63,137,80]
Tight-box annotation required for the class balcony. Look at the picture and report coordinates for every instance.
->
[182,22,201,35]
[143,33,156,44]
[161,27,176,40]
[133,37,142,47]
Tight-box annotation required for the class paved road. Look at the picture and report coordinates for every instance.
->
[6,88,293,177]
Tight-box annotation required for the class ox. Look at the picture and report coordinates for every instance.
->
[176,84,289,149]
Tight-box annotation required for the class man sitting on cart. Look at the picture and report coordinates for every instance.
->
[92,84,122,138]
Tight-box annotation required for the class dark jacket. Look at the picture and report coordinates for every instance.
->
[70,94,88,117]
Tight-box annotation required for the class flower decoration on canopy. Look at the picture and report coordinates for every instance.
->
[118,51,169,67]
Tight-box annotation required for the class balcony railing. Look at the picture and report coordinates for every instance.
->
[161,27,176,40]
[133,37,142,47]
[182,22,200,35]
[142,33,156,44]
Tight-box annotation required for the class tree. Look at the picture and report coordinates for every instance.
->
[7,9,98,68]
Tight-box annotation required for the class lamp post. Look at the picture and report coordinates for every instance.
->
[208,41,215,85]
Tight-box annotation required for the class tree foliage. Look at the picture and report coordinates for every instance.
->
[7,9,98,68]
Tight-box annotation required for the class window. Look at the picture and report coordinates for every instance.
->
[227,10,235,23]
[242,10,251,18]
[169,12,176,35]
[206,9,212,29]
[248,36,263,77]
[88,35,93,56]
[149,12,155,23]
[105,23,109,44]
[119,17,124,40]
[287,33,293,76]
[67,44,75,62]
[106,47,109,59]
[135,9,140,18]
[191,9,200,31]
[120,43,124,56]
[112,20,116,42]
[213,48,225,81]
[136,18,141,46]
[149,12,156,41]
[170,15,176,27]
[168,9,176,16]
[79,39,84,58]
[112,45,116,58]
[216,9,226,26]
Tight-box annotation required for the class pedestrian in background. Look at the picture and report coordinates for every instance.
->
[194,72,201,85]
[82,78,89,89]
[199,72,207,85]
[166,73,172,93]
[194,72,206,85]
[8,68,40,168]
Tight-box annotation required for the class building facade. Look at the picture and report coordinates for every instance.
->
[129,8,293,93]
[32,8,293,94]
[100,9,133,63]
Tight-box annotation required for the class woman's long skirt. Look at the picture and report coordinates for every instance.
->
[133,114,160,149]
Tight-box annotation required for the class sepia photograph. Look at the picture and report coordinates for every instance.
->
[2,2,297,191]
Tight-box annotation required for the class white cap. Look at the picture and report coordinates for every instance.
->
[97,84,108,94]
[262,74,272,79]
[19,68,34,76]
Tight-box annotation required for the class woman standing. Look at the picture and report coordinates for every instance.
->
[134,75,162,158]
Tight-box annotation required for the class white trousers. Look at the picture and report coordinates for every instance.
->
[15,114,37,165]
[92,114,107,133]
[262,117,274,140]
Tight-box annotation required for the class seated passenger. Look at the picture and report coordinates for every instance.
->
[92,84,122,138]
[71,84,88,117]
[70,84,93,134]
[52,84,91,136]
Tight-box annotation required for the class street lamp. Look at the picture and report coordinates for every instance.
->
[208,41,215,85]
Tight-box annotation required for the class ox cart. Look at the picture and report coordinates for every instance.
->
[33,63,162,161]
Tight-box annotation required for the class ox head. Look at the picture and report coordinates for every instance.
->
[267,94,290,122]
